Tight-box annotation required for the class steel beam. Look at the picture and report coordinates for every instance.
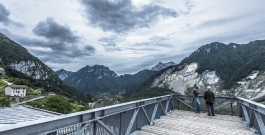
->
[177,98,194,110]
[74,123,89,135]
[151,103,158,122]
[159,101,165,114]
[125,108,139,135]
[248,110,254,127]
[254,111,265,135]
[214,101,232,110]
[96,120,116,135]
[141,107,151,123]
[242,105,250,125]
[164,99,170,114]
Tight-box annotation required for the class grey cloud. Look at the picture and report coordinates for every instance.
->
[0,19,95,64]
[150,36,169,42]
[199,18,235,28]
[134,35,172,48]
[113,53,185,75]
[35,55,71,64]
[98,35,124,51]
[192,14,252,31]
[104,47,121,52]
[0,3,10,25]
[127,47,159,51]
[135,42,173,47]
[130,37,173,53]
[0,3,23,27]
[81,0,178,33]
[103,43,116,47]
[30,17,95,58]
[182,0,194,15]
[33,17,79,43]
[85,45,96,51]
[98,35,122,44]
[182,21,265,56]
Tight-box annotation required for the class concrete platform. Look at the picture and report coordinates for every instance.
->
[137,110,254,135]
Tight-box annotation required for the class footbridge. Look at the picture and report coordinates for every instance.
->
[0,94,264,135]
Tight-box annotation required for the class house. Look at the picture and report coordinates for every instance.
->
[5,85,27,97]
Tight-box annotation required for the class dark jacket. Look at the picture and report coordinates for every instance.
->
[204,90,215,104]
[193,88,199,98]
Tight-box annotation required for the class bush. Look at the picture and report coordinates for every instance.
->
[0,97,10,107]
[29,95,74,114]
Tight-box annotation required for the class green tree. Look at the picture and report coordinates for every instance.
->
[45,95,73,114]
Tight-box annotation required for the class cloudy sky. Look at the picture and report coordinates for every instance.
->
[1,0,265,75]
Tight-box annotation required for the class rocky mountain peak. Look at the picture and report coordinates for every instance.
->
[151,61,176,71]
[55,69,73,80]
[77,65,118,78]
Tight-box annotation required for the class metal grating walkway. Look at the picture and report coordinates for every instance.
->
[138,110,254,135]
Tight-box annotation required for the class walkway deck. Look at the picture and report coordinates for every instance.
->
[138,110,254,135]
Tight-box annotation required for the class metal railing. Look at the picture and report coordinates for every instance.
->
[237,97,265,134]
[1,94,265,135]
[0,95,174,135]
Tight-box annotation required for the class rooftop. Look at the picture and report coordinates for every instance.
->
[0,106,61,127]
[6,85,27,88]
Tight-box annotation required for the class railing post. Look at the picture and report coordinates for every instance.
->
[93,121,97,135]
[119,113,122,135]
[230,102,233,116]
[172,96,175,110]
[237,103,242,117]
[92,112,97,135]
[177,95,179,110]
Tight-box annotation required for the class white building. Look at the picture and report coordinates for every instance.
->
[5,85,27,97]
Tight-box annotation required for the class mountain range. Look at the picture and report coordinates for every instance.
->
[1,30,265,103]
[56,40,265,102]
[0,32,94,103]
[56,65,159,96]
[130,40,265,102]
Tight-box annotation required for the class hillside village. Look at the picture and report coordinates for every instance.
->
[0,66,39,107]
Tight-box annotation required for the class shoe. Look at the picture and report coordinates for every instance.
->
[198,110,200,114]
[212,114,215,116]
[207,114,211,116]
[195,111,199,113]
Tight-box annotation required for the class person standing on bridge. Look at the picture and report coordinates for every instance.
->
[193,84,200,113]
[204,86,215,116]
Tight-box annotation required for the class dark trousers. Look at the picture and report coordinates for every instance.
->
[206,102,215,116]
